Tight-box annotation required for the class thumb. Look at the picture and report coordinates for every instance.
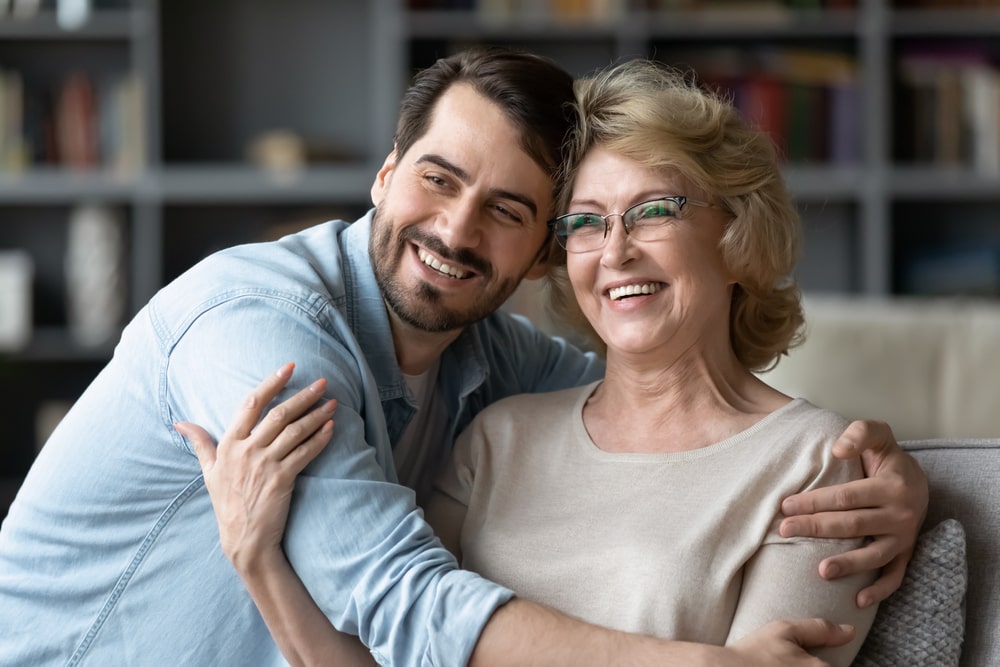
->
[174,422,218,472]
[790,619,855,649]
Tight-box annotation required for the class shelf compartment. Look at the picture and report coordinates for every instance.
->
[0,8,136,40]
[160,202,369,285]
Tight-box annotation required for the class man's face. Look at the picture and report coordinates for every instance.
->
[369,83,554,333]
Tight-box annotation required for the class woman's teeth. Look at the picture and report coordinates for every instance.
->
[609,283,660,301]
[418,248,467,279]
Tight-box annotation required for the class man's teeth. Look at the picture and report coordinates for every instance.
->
[609,283,660,301]
[418,249,467,279]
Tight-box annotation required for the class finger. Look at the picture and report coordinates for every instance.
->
[855,553,910,608]
[831,419,894,460]
[817,534,901,579]
[175,421,217,472]
[282,419,334,475]
[782,477,885,517]
[253,379,332,446]
[781,618,855,649]
[229,363,297,439]
[266,399,337,461]
[780,507,888,540]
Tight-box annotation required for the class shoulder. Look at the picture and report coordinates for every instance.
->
[775,399,852,439]
[765,399,862,486]
[150,221,354,338]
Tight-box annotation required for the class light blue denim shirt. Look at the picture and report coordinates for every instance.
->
[0,211,603,666]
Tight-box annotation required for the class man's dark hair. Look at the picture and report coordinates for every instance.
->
[394,47,577,179]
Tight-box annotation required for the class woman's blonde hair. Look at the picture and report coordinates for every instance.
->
[547,59,805,372]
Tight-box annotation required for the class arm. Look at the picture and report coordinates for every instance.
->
[176,364,375,667]
[165,299,498,665]
[725,539,876,667]
[189,368,856,667]
[475,599,858,667]
[779,420,929,607]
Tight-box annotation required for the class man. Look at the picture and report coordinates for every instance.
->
[0,48,925,666]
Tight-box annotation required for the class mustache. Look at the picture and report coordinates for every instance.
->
[401,226,493,278]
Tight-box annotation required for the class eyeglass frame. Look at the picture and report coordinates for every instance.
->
[548,195,715,253]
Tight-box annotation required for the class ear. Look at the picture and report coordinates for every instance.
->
[370,148,398,206]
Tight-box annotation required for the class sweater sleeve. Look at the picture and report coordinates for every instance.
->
[725,536,878,666]
[722,421,879,666]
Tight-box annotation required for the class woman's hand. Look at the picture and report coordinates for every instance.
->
[779,419,929,607]
[726,618,855,667]
[174,362,335,573]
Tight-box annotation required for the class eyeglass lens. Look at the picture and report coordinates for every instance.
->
[554,197,685,252]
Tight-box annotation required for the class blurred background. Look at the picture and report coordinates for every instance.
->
[1,0,999,516]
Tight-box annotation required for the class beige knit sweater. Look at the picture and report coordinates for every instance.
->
[430,382,878,666]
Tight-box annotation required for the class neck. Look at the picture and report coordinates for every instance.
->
[586,345,783,453]
[385,303,464,376]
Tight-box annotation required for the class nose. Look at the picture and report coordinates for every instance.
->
[601,213,637,267]
[435,197,482,249]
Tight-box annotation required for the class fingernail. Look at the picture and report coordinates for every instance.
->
[323,399,337,413]
[308,378,325,393]
[276,362,294,379]
[781,498,798,515]
[782,519,799,536]
[857,594,872,609]
[825,562,841,578]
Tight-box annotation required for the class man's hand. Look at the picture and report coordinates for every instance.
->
[779,419,929,607]
[726,618,855,667]
[174,363,335,573]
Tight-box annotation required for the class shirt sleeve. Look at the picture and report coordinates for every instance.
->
[166,295,512,667]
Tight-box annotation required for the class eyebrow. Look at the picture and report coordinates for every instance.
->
[567,193,673,212]
[416,153,539,218]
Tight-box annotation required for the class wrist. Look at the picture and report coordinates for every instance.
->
[231,542,287,578]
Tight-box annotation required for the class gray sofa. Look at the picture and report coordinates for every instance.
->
[752,297,999,664]
[903,439,999,666]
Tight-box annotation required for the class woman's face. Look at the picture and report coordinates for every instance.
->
[565,145,735,360]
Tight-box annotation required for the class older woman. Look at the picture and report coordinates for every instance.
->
[426,59,875,664]
[183,60,889,665]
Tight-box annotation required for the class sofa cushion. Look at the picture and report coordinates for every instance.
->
[853,519,966,667]
[903,439,1000,667]
[759,297,1000,440]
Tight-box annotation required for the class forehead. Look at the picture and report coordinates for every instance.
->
[571,145,684,203]
[404,85,553,198]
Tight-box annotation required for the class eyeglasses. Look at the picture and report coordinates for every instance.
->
[549,196,713,253]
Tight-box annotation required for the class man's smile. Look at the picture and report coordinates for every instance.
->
[417,247,471,280]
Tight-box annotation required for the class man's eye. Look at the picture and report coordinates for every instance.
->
[493,204,523,225]
[425,174,448,188]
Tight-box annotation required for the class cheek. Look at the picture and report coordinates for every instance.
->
[567,256,599,307]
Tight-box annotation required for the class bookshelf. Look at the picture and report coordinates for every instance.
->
[1,0,999,517]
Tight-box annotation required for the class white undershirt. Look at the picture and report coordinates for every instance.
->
[393,358,447,495]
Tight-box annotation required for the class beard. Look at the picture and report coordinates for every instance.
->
[369,207,522,333]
